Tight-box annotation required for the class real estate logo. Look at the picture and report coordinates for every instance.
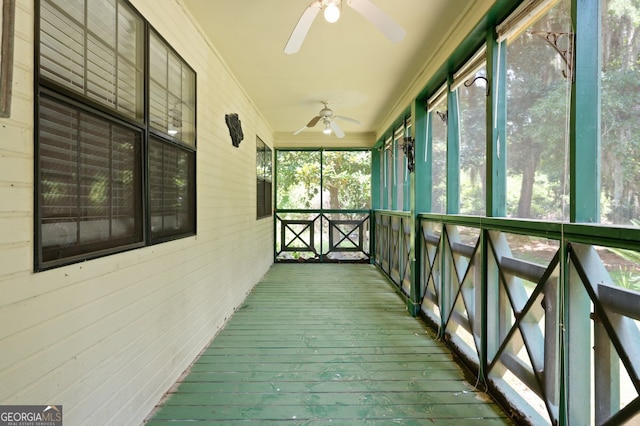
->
[0,405,62,426]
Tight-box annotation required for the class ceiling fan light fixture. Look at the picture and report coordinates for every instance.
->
[324,2,340,23]
[323,122,332,134]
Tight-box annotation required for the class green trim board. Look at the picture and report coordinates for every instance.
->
[147,264,511,424]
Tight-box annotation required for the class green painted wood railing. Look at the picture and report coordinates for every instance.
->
[373,211,640,426]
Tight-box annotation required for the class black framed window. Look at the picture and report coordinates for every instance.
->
[256,137,272,219]
[36,0,196,270]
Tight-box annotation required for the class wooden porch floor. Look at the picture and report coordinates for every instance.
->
[146,264,512,425]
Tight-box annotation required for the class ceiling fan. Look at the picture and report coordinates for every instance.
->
[293,102,361,138]
[284,0,406,54]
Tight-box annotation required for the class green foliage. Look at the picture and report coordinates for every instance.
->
[607,220,640,291]
[506,173,559,219]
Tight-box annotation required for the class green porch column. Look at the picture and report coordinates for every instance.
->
[371,148,381,264]
[482,29,507,382]
[382,148,389,209]
[562,1,601,425]
[391,139,398,211]
[408,100,429,316]
[371,148,381,210]
[571,0,600,223]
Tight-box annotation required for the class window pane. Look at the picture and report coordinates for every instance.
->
[256,137,272,219]
[86,0,117,109]
[149,138,195,241]
[322,151,371,210]
[431,100,447,214]
[276,151,321,209]
[601,2,640,225]
[117,4,144,117]
[264,146,272,181]
[40,0,85,92]
[505,0,570,221]
[39,0,144,119]
[458,67,487,216]
[39,97,142,264]
[149,31,196,146]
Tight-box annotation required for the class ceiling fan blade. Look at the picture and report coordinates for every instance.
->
[293,115,322,135]
[346,0,406,43]
[335,115,361,125]
[330,120,345,138]
[293,125,308,135]
[306,115,321,127]
[284,1,322,54]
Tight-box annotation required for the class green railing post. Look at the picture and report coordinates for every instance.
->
[371,150,381,265]
[483,29,507,381]
[407,100,427,316]
[562,1,602,425]
[371,148,381,210]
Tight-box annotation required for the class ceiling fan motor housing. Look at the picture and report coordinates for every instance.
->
[320,107,333,118]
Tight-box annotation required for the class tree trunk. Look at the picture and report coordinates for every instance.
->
[612,148,624,222]
[517,151,540,218]
[624,20,637,70]
[329,186,340,210]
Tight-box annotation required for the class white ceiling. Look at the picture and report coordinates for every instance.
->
[180,0,489,146]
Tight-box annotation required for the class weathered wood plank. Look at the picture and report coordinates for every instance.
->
[201,345,449,356]
[161,390,493,406]
[170,379,475,393]
[185,360,463,373]
[193,353,454,364]
[151,403,507,421]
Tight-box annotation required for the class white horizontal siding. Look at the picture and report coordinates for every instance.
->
[0,0,274,425]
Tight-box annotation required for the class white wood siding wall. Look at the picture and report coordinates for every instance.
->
[0,1,274,424]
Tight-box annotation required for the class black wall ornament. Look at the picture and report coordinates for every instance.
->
[225,113,244,147]
[401,136,415,173]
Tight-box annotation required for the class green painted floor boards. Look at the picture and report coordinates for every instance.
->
[146,264,512,424]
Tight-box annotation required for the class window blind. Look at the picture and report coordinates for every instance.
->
[39,96,142,262]
[451,45,487,92]
[427,84,448,113]
[149,31,196,147]
[40,0,144,119]
[149,137,194,241]
[496,0,557,42]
